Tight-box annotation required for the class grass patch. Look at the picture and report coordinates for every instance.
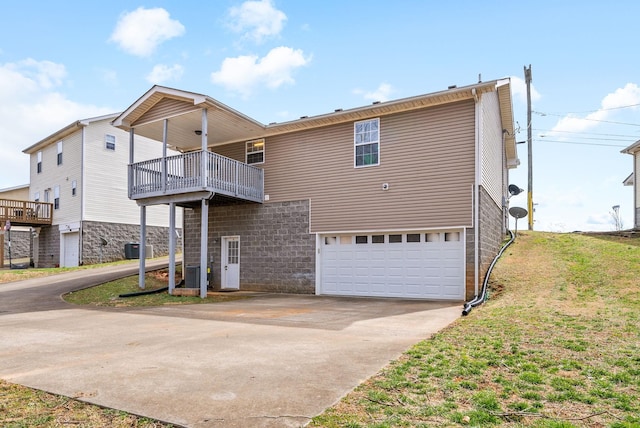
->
[0,379,174,427]
[310,232,640,427]
[0,259,139,284]
[64,268,251,307]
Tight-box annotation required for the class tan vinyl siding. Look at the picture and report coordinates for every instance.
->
[134,97,200,127]
[83,120,179,227]
[217,100,476,232]
[0,186,29,200]
[480,91,504,207]
[29,131,82,225]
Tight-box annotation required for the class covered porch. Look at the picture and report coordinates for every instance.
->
[112,86,268,298]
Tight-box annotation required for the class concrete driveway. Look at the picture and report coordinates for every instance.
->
[0,263,462,427]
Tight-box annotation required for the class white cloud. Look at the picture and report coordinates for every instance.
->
[354,83,395,103]
[211,46,310,97]
[0,59,112,188]
[228,0,287,44]
[552,83,640,134]
[110,7,185,57]
[146,64,184,84]
[510,76,541,104]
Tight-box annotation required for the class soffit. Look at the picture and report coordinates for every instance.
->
[23,113,120,154]
[113,81,508,152]
[497,82,519,168]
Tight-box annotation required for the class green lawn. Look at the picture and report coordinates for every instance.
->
[310,232,640,427]
[2,231,639,427]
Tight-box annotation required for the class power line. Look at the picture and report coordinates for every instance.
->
[533,138,627,148]
[539,135,633,142]
[538,103,640,115]
[532,111,640,127]
[532,128,640,138]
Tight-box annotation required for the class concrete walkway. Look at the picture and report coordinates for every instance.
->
[0,263,462,427]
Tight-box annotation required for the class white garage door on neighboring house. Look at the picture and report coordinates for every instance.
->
[320,230,465,300]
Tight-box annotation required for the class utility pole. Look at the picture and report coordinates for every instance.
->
[524,64,533,230]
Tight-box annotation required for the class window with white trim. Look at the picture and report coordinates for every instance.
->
[54,185,60,210]
[34,191,40,202]
[71,180,77,196]
[57,141,63,165]
[354,118,379,167]
[246,139,265,164]
[105,134,116,151]
[37,151,42,173]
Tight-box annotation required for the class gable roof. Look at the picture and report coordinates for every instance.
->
[23,113,120,154]
[112,80,518,168]
[623,172,634,186]
[622,139,640,155]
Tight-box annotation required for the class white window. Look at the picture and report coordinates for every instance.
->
[57,141,63,165]
[105,134,116,151]
[71,180,77,196]
[54,185,60,210]
[34,191,40,202]
[37,151,42,173]
[44,189,50,203]
[354,118,380,167]
[246,139,265,164]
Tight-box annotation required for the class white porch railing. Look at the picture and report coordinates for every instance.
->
[129,150,264,203]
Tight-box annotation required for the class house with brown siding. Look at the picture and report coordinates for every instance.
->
[113,79,519,301]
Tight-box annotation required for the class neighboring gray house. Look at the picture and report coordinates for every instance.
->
[21,114,182,268]
[113,80,519,300]
[622,140,640,228]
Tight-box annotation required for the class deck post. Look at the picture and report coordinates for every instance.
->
[139,205,146,289]
[0,227,4,269]
[162,119,168,193]
[168,202,176,295]
[200,198,208,298]
[128,129,134,199]
[201,108,208,187]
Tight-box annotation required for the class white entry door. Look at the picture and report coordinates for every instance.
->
[221,236,240,290]
[61,232,79,268]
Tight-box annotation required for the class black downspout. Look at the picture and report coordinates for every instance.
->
[462,229,515,316]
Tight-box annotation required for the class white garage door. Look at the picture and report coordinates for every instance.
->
[320,230,464,300]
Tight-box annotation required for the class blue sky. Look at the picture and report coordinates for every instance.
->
[1,1,639,232]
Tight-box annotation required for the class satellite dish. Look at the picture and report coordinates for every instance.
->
[508,184,524,196]
[509,206,528,236]
[509,207,528,219]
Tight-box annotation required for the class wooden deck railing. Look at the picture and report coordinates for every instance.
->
[129,150,264,203]
[0,199,53,226]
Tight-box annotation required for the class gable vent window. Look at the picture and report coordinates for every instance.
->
[105,134,116,151]
[354,118,380,167]
[246,139,265,164]
[57,141,63,165]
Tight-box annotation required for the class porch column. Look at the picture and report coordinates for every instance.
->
[162,119,168,192]
[201,108,207,187]
[0,226,4,269]
[128,129,135,199]
[200,198,208,298]
[168,202,176,295]
[139,205,147,289]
